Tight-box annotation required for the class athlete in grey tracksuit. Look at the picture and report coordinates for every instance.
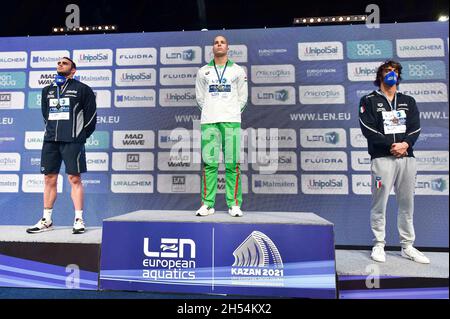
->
[359,60,429,264]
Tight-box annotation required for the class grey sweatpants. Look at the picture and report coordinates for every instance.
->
[370,156,417,248]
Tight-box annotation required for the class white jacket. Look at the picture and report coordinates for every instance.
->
[195,59,248,124]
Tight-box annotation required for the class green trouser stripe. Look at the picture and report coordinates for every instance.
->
[201,122,242,208]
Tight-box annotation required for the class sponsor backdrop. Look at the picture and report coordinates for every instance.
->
[0,22,448,247]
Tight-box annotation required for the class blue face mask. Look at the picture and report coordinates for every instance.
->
[383,70,398,87]
[55,74,66,86]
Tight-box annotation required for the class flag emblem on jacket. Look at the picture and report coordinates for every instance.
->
[360,104,365,113]
[375,176,382,189]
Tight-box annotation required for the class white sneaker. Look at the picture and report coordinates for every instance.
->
[195,205,215,217]
[228,206,243,217]
[26,218,53,234]
[72,218,86,234]
[401,246,430,264]
[371,245,386,263]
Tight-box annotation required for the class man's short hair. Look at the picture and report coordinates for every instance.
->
[374,60,402,87]
[62,56,77,69]
[213,35,228,45]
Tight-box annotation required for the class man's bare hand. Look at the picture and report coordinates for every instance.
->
[390,142,409,158]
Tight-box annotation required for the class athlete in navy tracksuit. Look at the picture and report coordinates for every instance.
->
[27,57,97,235]
[359,60,429,264]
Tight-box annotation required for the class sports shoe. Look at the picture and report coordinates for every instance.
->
[73,218,86,234]
[228,206,243,217]
[401,246,430,264]
[195,205,215,216]
[26,218,53,234]
[371,245,386,263]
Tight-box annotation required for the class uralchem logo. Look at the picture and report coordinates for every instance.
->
[298,42,343,61]
[159,88,196,107]
[0,72,26,89]
[30,50,69,68]
[251,65,295,84]
[396,38,444,58]
[301,174,349,194]
[347,62,381,82]
[347,40,392,60]
[113,130,154,149]
[111,174,154,193]
[0,52,27,69]
[400,83,448,103]
[160,47,202,64]
[116,48,157,66]
[402,61,446,80]
[251,86,295,105]
[73,49,113,67]
[160,67,198,86]
[301,151,347,171]
[115,68,156,86]
[24,131,44,150]
[299,85,345,104]
[0,92,25,109]
[74,70,112,87]
[205,45,248,63]
[415,175,448,195]
[115,89,155,108]
[142,237,196,280]
[86,152,109,171]
[300,129,347,148]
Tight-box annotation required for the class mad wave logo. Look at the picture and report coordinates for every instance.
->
[157,152,199,171]
[160,47,201,64]
[142,237,196,280]
[347,40,392,59]
[402,61,446,80]
[396,38,444,58]
[251,86,295,105]
[298,42,343,61]
[73,49,113,67]
[299,85,345,104]
[400,83,448,103]
[231,231,284,284]
[113,130,154,149]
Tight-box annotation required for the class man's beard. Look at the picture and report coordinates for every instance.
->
[57,71,70,77]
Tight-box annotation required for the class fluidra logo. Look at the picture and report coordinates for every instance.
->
[231,231,284,287]
[142,237,196,280]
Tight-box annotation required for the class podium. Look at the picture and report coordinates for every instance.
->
[99,210,337,298]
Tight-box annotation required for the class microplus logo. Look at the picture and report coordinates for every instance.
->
[298,42,343,61]
[299,85,345,104]
[251,65,295,84]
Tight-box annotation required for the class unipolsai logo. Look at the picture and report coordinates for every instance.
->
[142,237,196,280]
[231,231,284,286]
[298,42,343,61]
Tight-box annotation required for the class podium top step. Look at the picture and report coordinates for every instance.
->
[104,210,333,226]
[0,226,102,244]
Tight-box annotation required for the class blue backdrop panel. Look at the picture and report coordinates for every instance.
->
[0,22,448,247]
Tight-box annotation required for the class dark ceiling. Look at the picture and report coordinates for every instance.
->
[0,0,448,37]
